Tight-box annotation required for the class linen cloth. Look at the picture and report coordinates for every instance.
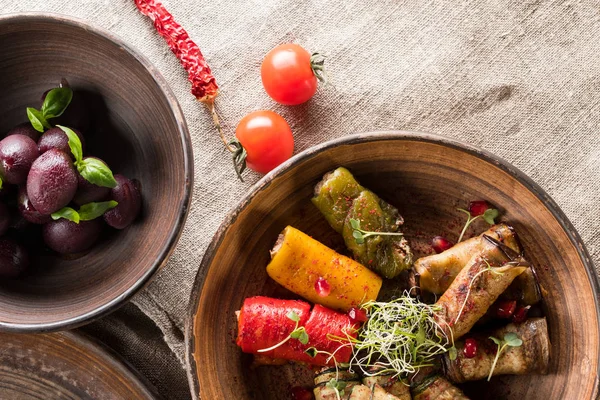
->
[3,0,600,398]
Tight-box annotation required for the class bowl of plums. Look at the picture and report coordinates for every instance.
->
[186,133,599,399]
[0,14,192,331]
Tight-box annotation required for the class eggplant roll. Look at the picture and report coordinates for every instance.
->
[500,267,541,305]
[312,167,413,279]
[349,384,404,399]
[444,318,550,383]
[411,375,469,400]
[434,256,527,340]
[314,367,361,400]
[414,224,520,294]
[363,374,411,400]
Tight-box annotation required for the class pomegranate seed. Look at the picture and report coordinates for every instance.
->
[347,307,368,324]
[290,386,313,400]
[314,277,331,297]
[432,236,454,253]
[512,305,531,323]
[468,200,490,217]
[463,338,478,358]
[495,300,517,319]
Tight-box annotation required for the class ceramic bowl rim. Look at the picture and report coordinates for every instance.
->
[0,12,194,332]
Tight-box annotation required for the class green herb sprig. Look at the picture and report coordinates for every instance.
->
[349,218,404,244]
[488,333,522,381]
[344,293,450,377]
[457,207,499,242]
[257,311,309,353]
[57,125,118,188]
[27,87,73,132]
[325,379,346,400]
[51,201,118,224]
[305,347,349,400]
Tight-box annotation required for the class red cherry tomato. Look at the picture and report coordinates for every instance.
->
[261,44,321,105]
[235,110,294,174]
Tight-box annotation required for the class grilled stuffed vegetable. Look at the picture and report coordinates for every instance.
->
[236,297,358,366]
[349,384,403,399]
[499,267,541,305]
[443,318,550,382]
[414,224,520,294]
[434,256,527,339]
[363,373,411,400]
[314,367,361,400]
[267,226,382,311]
[411,375,469,400]
[312,167,412,279]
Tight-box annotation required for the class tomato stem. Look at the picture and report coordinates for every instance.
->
[204,99,236,153]
[310,53,327,84]
[229,139,247,182]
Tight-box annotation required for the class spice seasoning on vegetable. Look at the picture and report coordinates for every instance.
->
[443,318,549,383]
[236,296,358,366]
[266,226,382,311]
[434,256,528,340]
[312,167,413,279]
[414,224,520,294]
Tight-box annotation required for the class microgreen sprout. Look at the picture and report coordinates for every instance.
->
[454,259,504,324]
[305,347,350,400]
[257,311,308,353]
[349,218,404,244]
[488,332,522,381]
[456,207,499,242]
[325,379,346,400]
[448,345,458,361]
[345,292,451,378]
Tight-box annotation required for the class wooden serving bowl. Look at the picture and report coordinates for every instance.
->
[186,132,599,399]
[0,331,159,399]
[0,14,192,331]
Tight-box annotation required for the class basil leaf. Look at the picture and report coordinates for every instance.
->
[483,208,499,225]
[42,87,73,119]
[78,200,118,221]
[27,107,50,132]
[77,158,118,188]
[56,125,83,162]
[51,207,80,223]
[286,311,300,322]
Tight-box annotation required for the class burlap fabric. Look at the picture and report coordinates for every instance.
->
[4,0,600,398]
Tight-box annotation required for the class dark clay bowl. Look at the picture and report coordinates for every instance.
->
[0,14,192,331]
[186,132,599,399]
